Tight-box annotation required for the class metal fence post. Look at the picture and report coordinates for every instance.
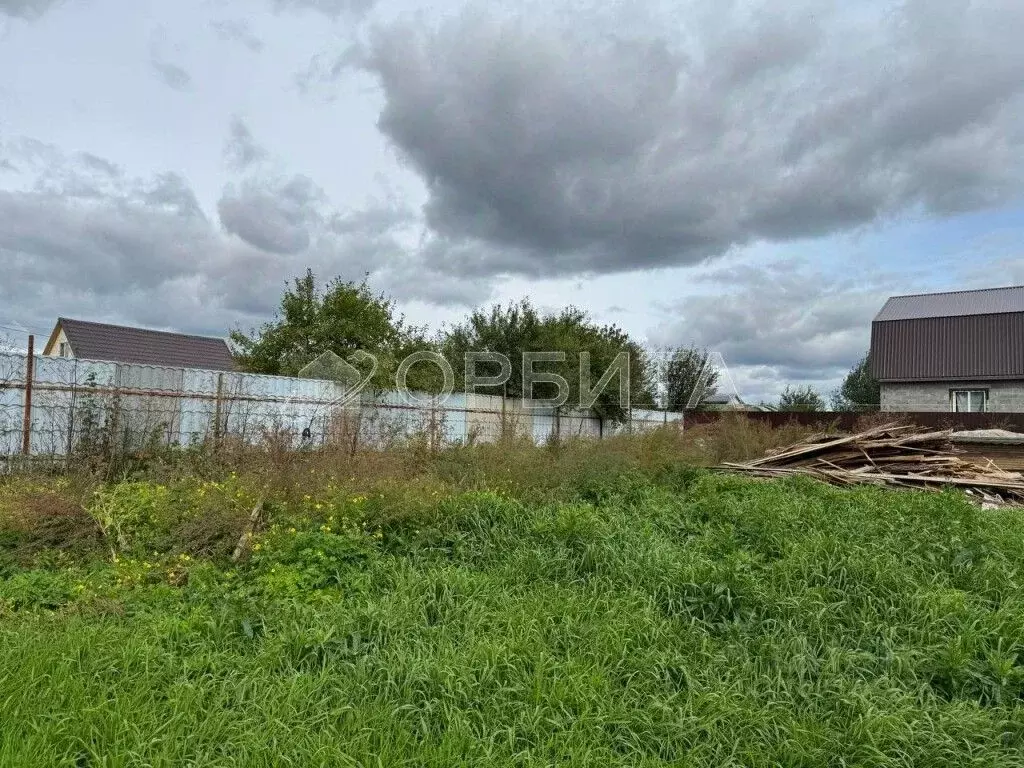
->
[64,359,78,467]
[213,372,224,446]
[21,335,34,457]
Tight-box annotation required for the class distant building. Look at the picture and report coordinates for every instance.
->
[699,392,769,411]
[43,317,236,371]
[870,285,1024,412]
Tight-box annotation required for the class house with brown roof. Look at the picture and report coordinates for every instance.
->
[43,318,236,371]
[870,285,1024,412]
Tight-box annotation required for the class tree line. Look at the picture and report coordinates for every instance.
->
[230,270,879,418]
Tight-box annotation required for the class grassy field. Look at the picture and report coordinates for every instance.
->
[3,424,1024,766]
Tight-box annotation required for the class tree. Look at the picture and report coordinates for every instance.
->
[831,353,880,411]
[661,346,719,411]
[778,385,825,412]
[441,299,655,421]
[230,270,436,390]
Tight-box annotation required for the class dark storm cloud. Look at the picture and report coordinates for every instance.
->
[218,175,323,254]
[0,142,474,338]
[141,173,206,219]
[0,0,61,19]
[360,1,1024,278]
[650,260,895,389]
[210,19,264,53]
[223,117,269,172]
[0,181,213,296]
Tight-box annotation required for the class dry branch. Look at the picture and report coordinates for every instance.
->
[232,497,266,562]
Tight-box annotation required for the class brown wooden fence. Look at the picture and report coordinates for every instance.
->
[683,411,1024,432]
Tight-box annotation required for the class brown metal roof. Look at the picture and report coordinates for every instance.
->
[875,285,1024,321]
[57,318,236,371]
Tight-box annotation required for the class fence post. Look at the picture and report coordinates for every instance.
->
[500,391,507,440]
[108,364,122,466]
[429,394,438,452]
[21,335,34,457]
[213,372,224,446]
[66,359,78,462]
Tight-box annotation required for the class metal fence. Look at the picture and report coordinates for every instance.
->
[0,352,681,460]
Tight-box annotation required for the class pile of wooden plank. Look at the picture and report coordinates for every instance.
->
[720,424,1024,506]
[950,430,1024,472]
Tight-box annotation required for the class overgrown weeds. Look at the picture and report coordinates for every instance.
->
[9,422,1021,765]
[0,488,103,569]
[2,469,1024,765]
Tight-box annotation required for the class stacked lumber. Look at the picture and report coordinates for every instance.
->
[950,430,1024,472]
[720,424,1024,506]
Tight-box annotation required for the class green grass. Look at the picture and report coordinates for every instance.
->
[3,465,1024,766]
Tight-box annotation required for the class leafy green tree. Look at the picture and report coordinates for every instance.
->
[230,270,436,390]
[778,385,825,412]
[442,299,655,421]
[661,346,719,411]
[830,353,880,411]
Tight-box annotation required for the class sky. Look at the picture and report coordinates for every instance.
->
[1,0,1023,403]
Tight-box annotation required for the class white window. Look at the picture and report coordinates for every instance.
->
[58,342,69,358]
[951,389,986,413]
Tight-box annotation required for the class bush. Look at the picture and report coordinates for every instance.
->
[0,490,103,567]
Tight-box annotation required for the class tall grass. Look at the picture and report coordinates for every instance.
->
[2,427,1024,765]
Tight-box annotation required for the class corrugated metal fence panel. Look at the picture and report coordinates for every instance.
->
[30,391,72,455]
[559,409,601,439]
[178,396,215,446]
[630,408,678,434]
[117,362,185,393]
[497,398,532,441]
[33,355,77,386]
[0,353,26,385]
[0,351,687,456]
[182,368,221,396]
[466,393,504,443]
[438,392,468,444]
[176,370,218,445]
[0,354,25,454]
[361,390,424,447]
[215,371,327,446]
[32,357,81,455]
[116,363,185,447]
[531,407,558,444]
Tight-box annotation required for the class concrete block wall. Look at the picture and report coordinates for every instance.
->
[881,381,1024,412]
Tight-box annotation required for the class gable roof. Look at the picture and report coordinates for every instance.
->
[702,392,744,405]
[52,318,236,371]
[874,285,1024,322]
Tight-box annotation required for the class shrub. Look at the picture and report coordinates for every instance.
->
[0,490,103,567]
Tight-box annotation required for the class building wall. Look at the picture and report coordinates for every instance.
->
[880,380,1024,412]
[44,328,71,358]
